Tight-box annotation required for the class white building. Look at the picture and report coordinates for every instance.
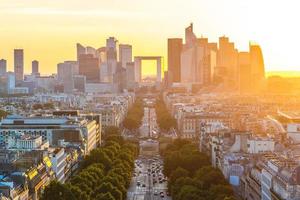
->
[247,138,275,154]
[0,116,100,155]
[50,148,66,183]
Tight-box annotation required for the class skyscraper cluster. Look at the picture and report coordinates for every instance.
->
[56,37,134,93]
[167,23,265,93]
[0,50,40,94]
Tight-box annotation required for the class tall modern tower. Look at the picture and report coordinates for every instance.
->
[168,38,182,83]
[79,54,100,83]
[119,44,132,69]
[0,59,7,75]
[32,60,39,75]
[57,62,74,93]
[180,23,203,83]
[14,49,24,83]
[76,43,86,61]
[250,43,265,93]
[106,37,118,82]
[217,36,238,89]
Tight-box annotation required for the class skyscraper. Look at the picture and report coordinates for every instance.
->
[32,60,39,75]
[217,36,238,89]
[14,49,24,83]
[0,59,7,75]
[180,23,204,84]
[57,62,74,93]
[77,43,86,61]
[238,52,251,93]
[119,44,132,69]
[106,37,118,82]
[79,54,100,83]
[250,43,265,93]
[168,38,182,83]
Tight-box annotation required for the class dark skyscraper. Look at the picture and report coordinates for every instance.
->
[168,38,182,83]
[14,49,24,83]
[32,60,39,75]
[79,54,100,83]
[0,59,7,75]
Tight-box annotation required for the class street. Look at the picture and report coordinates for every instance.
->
[128,99,171,200]
[127,156,171,200]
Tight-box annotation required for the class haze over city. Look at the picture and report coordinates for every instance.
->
[1,0,300,75]
[2,1,300,200]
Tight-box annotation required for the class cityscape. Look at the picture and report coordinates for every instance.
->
[1,1,300,200]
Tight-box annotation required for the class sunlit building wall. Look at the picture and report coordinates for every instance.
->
[250,43,265,93]
[217,37,238,89]
[238,52,251,94]
[168,38,182,83]
[181,23,205,84]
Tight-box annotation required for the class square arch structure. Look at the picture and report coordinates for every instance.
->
[134,56,163,85]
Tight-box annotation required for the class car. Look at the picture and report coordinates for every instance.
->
[137,181,141,186]
[154,190,158,195]
[142,184,146,187]
[160,192,164,198]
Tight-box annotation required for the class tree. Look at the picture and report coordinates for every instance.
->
[195,166,227,189]
[169,167,189,186]
[208,184,235,200]
[95,193,116,200]
[42,181,75,200]
[176,185,203,200]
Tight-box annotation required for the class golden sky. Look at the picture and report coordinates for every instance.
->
[0,0,300,75]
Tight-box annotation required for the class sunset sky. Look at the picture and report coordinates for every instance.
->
[0,0,299,75]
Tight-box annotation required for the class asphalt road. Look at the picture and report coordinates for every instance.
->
[127,156,171,200]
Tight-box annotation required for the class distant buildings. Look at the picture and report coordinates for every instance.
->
[0,59,7,75]
[14,49,24,84]
[167,23,266,94]
[168,38,182,83]
[31,60,39,75]
[119,44,132,69]
[79,54,100,83]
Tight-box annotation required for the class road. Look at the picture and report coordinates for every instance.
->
[127,156,171,200]
[139,107,158,139]
[128,99,171,200]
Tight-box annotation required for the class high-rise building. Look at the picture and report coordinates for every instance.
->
[32,60,39,75]
[197,38,217,85]
[119,44,132,69]
[14,49,24,83]
[180,23,204,84]
[86,46,97,57]
[106,37,118,82]
[57,62,74,93]
[0,59,7,75]
[79,54,100,83]
[216,36,238,89]
[168,38,182,83]
[74,75,86,93]
[250,43,265,93]
[126,62,136,90]
[76,43,86,61]
[238,52,251,94]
